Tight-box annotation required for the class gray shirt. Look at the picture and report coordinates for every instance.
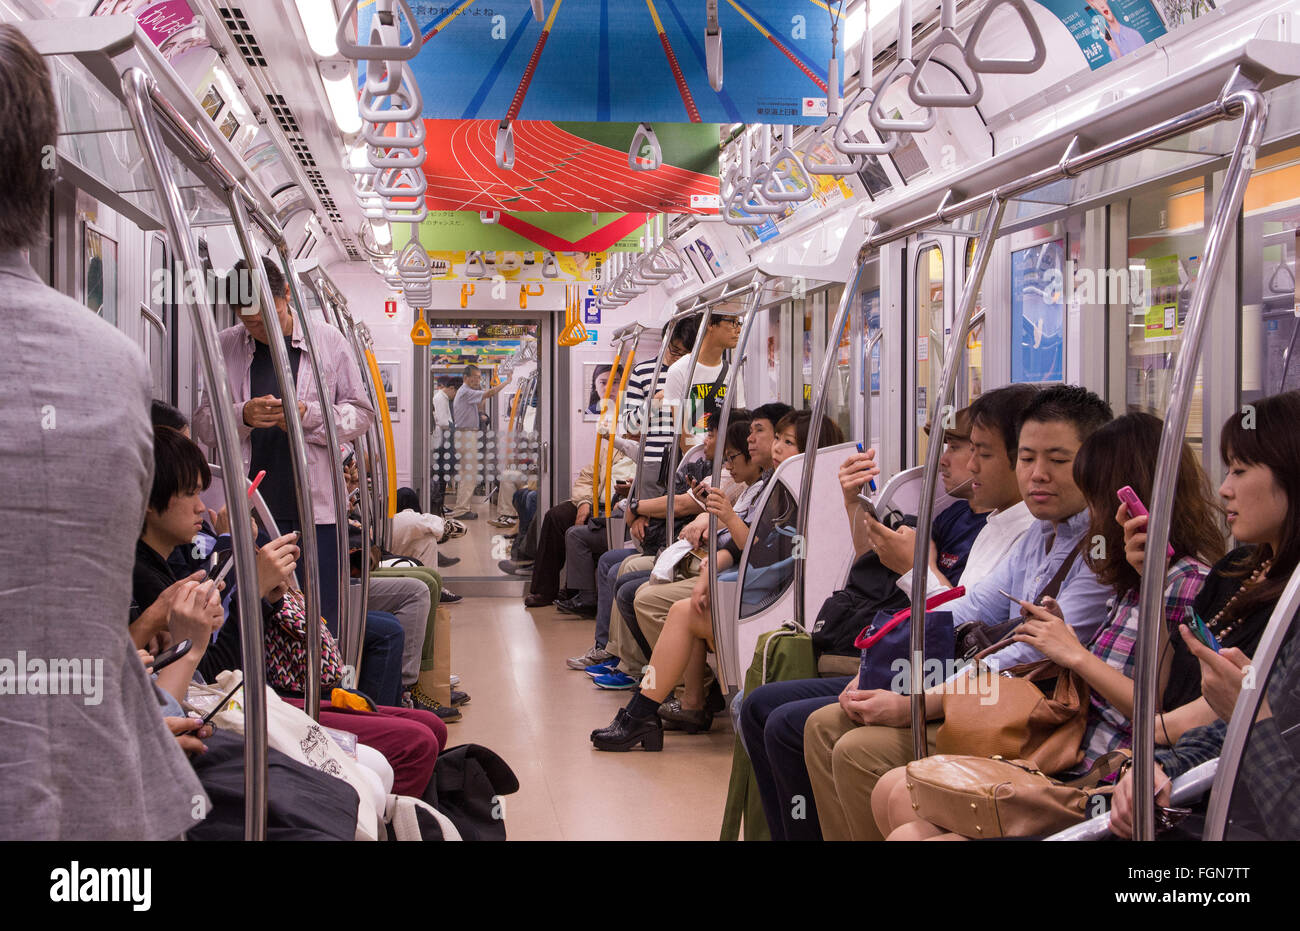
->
[0,250,207,839]
[452,384,486,429]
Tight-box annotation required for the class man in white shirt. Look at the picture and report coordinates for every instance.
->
[450,363,512,519]
[657,312,744,455]
[431,378,455,515]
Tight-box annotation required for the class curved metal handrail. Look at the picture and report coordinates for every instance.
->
[122,67,268,840]
[793,262,868,633]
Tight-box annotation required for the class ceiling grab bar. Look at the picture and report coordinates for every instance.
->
[706,0,723,91]
[541,251,559,278]
[834,13,899,155]
[121,67,269,840]
[763,124,813,203]
[336,0,423,61]
[962,0,1048,75]
[629,122,663,171]
[909,0,984,108]
[869,0,937,134]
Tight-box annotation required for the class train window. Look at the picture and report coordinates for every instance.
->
[1241,147,1300,401]
[962,237,985,404]
[1126,177,1207,451]
[914,244,944,464]
[145,235,169,400]
[763,302,786,404]
[825,284,852,442]
[82,223,117,326]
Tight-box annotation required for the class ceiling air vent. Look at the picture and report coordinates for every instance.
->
[216,7,268,69]
[265,93,345,228]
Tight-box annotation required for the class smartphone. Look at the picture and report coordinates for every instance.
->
[997,588,1025,605]
[341,447,355,469]
[149,638,193,674]
[247,469,266,499]
[1189,613,1222,652]
[1116,485,1175,559]
[856,443,877,493]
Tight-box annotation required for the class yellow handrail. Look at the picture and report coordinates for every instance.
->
[604,347,635,517]
[362,347,398,518]
[589,353,622,515]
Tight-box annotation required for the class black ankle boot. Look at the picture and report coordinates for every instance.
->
[658,698,714,734]
[591,707,664,751]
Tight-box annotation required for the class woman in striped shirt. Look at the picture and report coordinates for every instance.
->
[872,412,1225,840]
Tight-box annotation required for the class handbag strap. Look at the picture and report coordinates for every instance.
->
[1059,748,1131,789]
[1036,539,1083,604]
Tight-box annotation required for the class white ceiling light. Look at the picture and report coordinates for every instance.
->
[295,0,341,58]
[319,60,362,135]
[373,220,392,248]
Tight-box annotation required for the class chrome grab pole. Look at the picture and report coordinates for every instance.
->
[605,327,645,550]
[1203,561,1300,839]
[665,305,717,544]
[279,244,352,720]
[794,262,867,633]
[628,311,693,502]
[706,287,764,690]
[121,67,268,840]
[1132,80,1267,841]
[226,192,323,721]
[907,197,1007,761]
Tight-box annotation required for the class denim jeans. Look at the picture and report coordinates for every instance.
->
[356,610,405,707]
[613,569,654,660]
[595,547,638,649]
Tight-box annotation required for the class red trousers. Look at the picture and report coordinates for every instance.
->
[285,699,448,797]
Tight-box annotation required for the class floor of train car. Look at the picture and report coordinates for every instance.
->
[446,598,735,841]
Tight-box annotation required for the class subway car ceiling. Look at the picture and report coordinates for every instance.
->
[6,0,1300,848]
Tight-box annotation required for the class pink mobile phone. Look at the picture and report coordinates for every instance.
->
[1117,485,1175,559]
[247,470,266,498]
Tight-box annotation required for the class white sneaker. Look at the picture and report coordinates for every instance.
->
[450,674,460,687]
[566,645,617,670]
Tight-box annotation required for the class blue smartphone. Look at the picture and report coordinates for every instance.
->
[856,442,877,493]
[1189,613,1221,652]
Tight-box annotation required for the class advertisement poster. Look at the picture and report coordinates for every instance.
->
[735,144,858,244]
[419,121,719,214]
[1144,253,1181,340]
[1011,240,1066,383]
[404,211,648,253]
[359,0,836,124]
[1036,0,1167,69]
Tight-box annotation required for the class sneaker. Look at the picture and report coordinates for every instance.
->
[436,552,460,568]
[498,559,533,576]
[406,684,462,722]
[567,646,617,670]
[593,671,639,690]
[441,519,468,540]
[450,689,470,706]
[440,588,463,604]
[487,515,517,528]
[458,511,479,520]
[584,661,620,678]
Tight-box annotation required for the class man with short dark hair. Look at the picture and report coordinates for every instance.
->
[0,24,206,839]
[448,363,512,519]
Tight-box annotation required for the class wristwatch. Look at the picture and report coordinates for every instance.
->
[627,498,640,518]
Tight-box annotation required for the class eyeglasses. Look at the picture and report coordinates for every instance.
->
[724,451,745,465]
[715,317,743,329]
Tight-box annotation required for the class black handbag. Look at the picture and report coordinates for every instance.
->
[421,744,520,841]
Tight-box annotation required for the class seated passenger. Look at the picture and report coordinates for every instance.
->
[1108,390,1300,840]
[737,393,1036,840]
[803,385,1115,840]
[0,25,205,838]
[589,413,843,750]
[873,410,1224,839]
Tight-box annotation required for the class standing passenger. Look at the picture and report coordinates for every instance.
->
[448,363,513,519]
[0,24,205,839]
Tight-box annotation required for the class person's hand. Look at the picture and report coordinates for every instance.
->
[629,515,648,543]
[614,481,631,498]
[690,572,711,615]
[270,399,309,431]
[167,579,223,650]
[1117,502,1153,576]
[242,394,282,429]
[204,505,230,538]
[1180,625,1253,721]
[256,532,300,602]
[1109,762,1171,839]
[704,487,736,525]
[137,649,154,669]
[839,450,880,506]
[841,688,909,727]
[679,517,706,548]
[864,520,918,575]
[133,571,207,646]
[1013,602,1088,669]
[166,716,211,755]
[574,502,591,527]
[344,460,359,495]
[837,673,863,718]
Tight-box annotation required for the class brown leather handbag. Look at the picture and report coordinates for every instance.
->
[936,659,1089,776]
[905,750,1128,839]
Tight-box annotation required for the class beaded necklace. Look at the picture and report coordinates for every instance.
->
[1206,557,1273,642]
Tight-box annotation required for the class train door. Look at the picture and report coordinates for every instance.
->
[1240,145,1300,402]
[413,314,549,592]
[908,236,951,466]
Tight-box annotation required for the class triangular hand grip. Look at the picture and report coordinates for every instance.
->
[541,253,559,279]
[376,165,426,199]
[337,0,423,62]
[367,140,426,169]
[909,29,983,108]
[834,86,900,156]
[359,62,422,123]
[410,307,432,346]
[466,252,488,278]
[963,0,1047,75]
[496,120,516,170]
[804,119,864,176]
[762,150,812,203]
[364,116,425,150]
[869,61,936,134]
[629,123,662,171]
